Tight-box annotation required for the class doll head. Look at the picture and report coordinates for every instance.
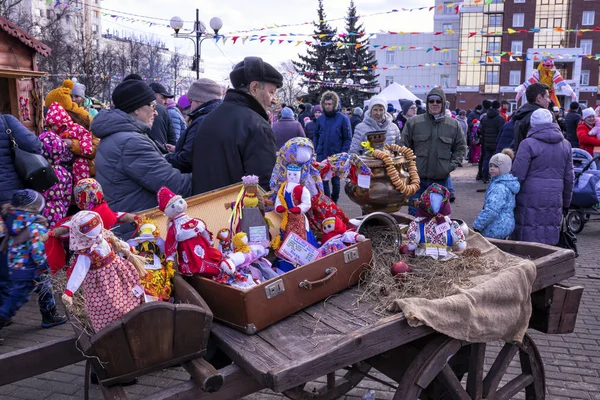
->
[232,232,250,252]
[70,211,104,251]
[417,183,451,224]
[157,186,187,217]
[296,145,313,164]
[217,228,231,241]
[430,193,443,214]
[540,56,554,70]
[287,164,302,184]
[242,175,259,194]
[322,217,337,235]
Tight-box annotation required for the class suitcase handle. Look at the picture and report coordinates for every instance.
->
[298,267,337,290]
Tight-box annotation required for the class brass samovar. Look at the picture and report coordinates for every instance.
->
[345,131,420,214]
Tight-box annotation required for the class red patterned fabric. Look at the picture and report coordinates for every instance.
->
[176,234,221,277]
[307,193,350,232]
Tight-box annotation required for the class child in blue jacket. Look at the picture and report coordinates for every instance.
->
[0,190,66,335]
[473,149,520,239]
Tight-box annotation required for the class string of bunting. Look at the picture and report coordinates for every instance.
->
[43,73,190,84]
[301,78,459,90]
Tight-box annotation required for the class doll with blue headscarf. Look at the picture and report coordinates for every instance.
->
[406,184,466,260]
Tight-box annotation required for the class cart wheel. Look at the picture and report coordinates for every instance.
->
[567,211,585,234]
[393,334,545,400]
[282,362,371,400]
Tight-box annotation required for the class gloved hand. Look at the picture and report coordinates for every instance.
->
[289,207,301,214]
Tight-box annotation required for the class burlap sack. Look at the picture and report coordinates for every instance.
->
[390,232,536,344]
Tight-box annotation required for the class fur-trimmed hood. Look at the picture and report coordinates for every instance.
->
[320,90,340,112]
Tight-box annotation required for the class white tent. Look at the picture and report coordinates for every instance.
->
[367,83,419,112]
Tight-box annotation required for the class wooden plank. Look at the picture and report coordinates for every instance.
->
[494,374,535,400]
[0,336,84,386]
[466,343,486,400]
[100,383,129,399]
[482,343,519,398]
[319,288,380,325]
[256,312,344,359]
[146,364,264,400]
[267,314,433,392]
[173,304,211,359]
[211,323,292,388]
[437,364,471,400]
[122,303,175,370]
[182,358,224,393]
[91,322,137,379]
[301,299,371,334]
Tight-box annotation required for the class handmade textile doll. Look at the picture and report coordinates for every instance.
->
[158,186,222,277]
[44,178,141,274]
[62,211,144,332]
[39,131,73,227]
[273,164,318,250]
[269,138,371,231]
[406,183,466,261]
[226,175,270,246]
[45,102,97,183]
[515,56,577,108]
[127,219,174,302]
[216,228,233,256]
[317,216,366,258]
[219,232,272,289]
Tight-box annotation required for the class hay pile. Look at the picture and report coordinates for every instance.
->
[358,230,507,315]
[51,270,95,335]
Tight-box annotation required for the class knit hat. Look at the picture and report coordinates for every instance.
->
[399,99,415,115]
[229,56,283,89]
[582,107,595,120]
[369,95,387,111]
[45,79,75,109]
[458,109,467,116]
[177,94,191,109]
[11,189,45,212]
[112,80,157,114]
[72,82,86,98]
[492,100,501,109]
[489,149,514,176]
[353,107,363,116]
[387,103,395,113]
[482,100,492,109]
[187,78,222,102]
[569,101,580,111]
[530,108,553,126]
[149,82,174,98]
[312,105,322,113]
[304,117,311,124]
[281,107,293,118]
[298,104,306,111]
[157,186,181,212]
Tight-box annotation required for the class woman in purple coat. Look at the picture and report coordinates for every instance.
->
[511,108,574,245]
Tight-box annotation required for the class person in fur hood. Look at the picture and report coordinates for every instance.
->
[313,91,352,203]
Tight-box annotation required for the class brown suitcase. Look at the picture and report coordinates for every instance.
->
[141,184,372,334]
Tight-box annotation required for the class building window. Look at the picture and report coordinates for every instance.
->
[514,0,525,3]
[583,11,595,26]
[486,71,499,85]
[509,70,522,86]
[539,18,548,28]
[386,51,395,64]
[442,51,451,61]
[385,76,394,87]
[580,70,590,86]
[553,18,562,28]
[93,24,98,33]
[442,23,452,31]
[581,39,593,55]
[511,40,523,56]
[488,42,501,54]
[513,13,525,27]
[441,75,450,88]
[489,15,503,27]
[443,2,455,15]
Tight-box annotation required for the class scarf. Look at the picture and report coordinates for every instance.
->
[416,183,452,224]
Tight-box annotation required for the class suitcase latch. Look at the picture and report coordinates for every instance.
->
[344,247,360,263]
[265,279,285,299]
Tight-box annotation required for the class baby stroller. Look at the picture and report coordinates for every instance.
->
[566,150,600,234]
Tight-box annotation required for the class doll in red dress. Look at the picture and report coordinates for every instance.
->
[158,187,222,277]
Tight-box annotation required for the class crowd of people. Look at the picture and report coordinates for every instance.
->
[0,54,596,341]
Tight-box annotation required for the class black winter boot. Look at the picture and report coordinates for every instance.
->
[41,309,67,328]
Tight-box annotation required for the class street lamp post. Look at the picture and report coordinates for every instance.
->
[170,10,223,80]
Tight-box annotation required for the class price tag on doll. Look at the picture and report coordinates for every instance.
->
[132,285,144,298]
[249,226,268,243]
[435,222,451,235]
[357,174,371,189]
[276,232,319,266]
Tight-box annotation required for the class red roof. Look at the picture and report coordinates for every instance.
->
[0,16,51,57]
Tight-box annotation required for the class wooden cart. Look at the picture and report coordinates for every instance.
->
[0,215,580,400]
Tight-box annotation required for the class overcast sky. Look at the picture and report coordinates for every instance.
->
[100,0,435,84]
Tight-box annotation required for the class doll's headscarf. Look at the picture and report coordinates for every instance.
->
[232,232,250,253]
[69,210,104,251]
[416,183,452,224]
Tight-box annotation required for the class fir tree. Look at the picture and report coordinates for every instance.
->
[293,0,338,105]
[336,0,379,106]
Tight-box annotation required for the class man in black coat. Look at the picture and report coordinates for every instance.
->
[148,82,177,153]
[297,103,313,129]
[564,101,582,149]
[166,79,223,173]
[479,101,506,182]
[191,57,283,194]
[512,82,550,151]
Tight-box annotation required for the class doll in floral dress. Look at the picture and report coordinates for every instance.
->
[158,187,223,277]
[317,216,365,258]
[39,131,72,227]
[406,184,466,261]
[62,211,143,332]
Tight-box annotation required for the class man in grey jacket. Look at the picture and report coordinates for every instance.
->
[92,79,191,217]
[402,87,467,214]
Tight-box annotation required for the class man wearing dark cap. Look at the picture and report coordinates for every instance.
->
[191,56,283,194]
[479,100,505,183]
[167,78,223,173]
[92,79,191,216]
[564,101,582,148]
[146,82,177,153]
